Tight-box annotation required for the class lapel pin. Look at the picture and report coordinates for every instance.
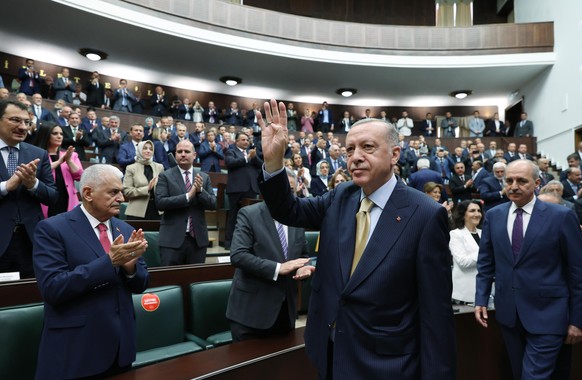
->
[396,216,401,222]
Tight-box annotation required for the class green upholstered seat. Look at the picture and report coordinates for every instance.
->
[0,303,44,380]
[119,202,128,220]
[305,231,319,256]
[187,280,233,349]
[132,286,203,367]
[142,231,162,268]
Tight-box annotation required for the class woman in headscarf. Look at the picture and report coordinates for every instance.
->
[310,160,330,196]
[123,140,164,220]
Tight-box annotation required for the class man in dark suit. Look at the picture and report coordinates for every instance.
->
[0,100,58,278]
[516,144,534,161]
[257,100,455,379]
[202,101,220,124]
[33,164,149,379]
[61,112,90,161]
[310,138,328,176]
[53,67,75,103]
[503,142,519,163]
[419,112,436,137]
[514,112,534,137]
[30,93,55,127]
[155,140,216,265]
[17,59,42,96]
[485,112,506,136]
[117,124,144,170]
[150,86,169,116]
[326,144,347,174]
[94,115,126,164]
[112,79,136,112]
[561,167,581,202]
[86,71,105,108]
[479,162,510,213]
[471,160,489,190]
[226,169,314,341]
[476,159,582,380]
[449,162,475,204]
[408,157,443,191]
[224,131,263,249]
[537,157,555,187]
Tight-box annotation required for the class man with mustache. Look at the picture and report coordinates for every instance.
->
[257,99,455,379]
[476,159,582,379]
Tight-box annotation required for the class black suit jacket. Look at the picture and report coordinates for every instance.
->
[224,147,262,194]
[561,180,581,202]
[155,166,216,248]
[61,125,90,161]
[226,202,309,329]
[449,174,474,203]
[86,81,105,107]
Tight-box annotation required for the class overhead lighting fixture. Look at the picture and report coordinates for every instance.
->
[79,48,108,61]
[336,88,357,97]
[450,90,473,99]
[220,76,242,86]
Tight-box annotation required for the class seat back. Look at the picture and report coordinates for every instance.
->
[188,280,232,340]
[142,231,162,268]
[0,303,44,380]
[132,286,184,351]
[305,231,319,255]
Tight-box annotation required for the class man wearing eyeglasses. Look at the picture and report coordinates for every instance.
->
[0,100,57,279]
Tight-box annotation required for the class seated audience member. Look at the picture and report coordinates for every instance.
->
[117,124,145,170]
[449,162,475,204]
[478,162,509,213]
[516,144,533,161]
[155,140,216,265]
[423,181,453,218]
[123,141,164,220]
[540,180,576,211]
[198,129,224,173]
[310,160,330,196]
[450,200,483,304]
[561,166,582,201]
[226,168,314,342]
[329,171,350,190]
[33,121,83,218]
[408,157,443,193]
[151,127,170,169]
[504,142,518,163]
[32,164,149,379]
[560,153,581,181]
[483,141,498,160]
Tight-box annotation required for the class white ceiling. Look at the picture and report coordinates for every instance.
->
[0,0,554,108]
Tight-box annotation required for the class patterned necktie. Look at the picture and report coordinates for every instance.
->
[6,146,18,176]
[511,208,524,261]
[276,222,288,260]
[97,223,111,253]
[184,171,195,237]
[351,198,374,275]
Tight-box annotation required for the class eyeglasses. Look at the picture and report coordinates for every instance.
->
[3,117,32,127]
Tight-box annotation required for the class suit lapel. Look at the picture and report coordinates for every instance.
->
[338,189,361,286]
[67,207,106,258]
[345,183,415,293]
[171,166,187,192]
[516,201,546,264]
[259,203,286,261]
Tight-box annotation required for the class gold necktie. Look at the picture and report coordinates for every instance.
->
[351,198,374,275]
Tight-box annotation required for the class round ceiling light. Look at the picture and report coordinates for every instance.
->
[450,90,473,99]
[220,76,242,86]
[336,88,357,97]
[79,48,108,61]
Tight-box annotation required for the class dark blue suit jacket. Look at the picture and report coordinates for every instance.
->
[0,142,58,256]
[152,140,170,169]
[198,140,224,173]
[478,176,509,212]
[117,141,137,168]
[476,200,582,335]
[259,172,455,379]
[33,206,149,379]
[17,67,41,95]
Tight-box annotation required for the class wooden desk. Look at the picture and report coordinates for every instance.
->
[110,327,317,380]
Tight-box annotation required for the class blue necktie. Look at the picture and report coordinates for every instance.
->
[511,208,524,261]
[6,146,18,176]
[276,222,288,260]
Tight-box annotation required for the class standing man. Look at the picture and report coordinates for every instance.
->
[515,112,534,137]
[257,99,455,379]
[33,164,149,379]
[396,110,414,137]
[155,140,216,265]
[469,110,485,137]
[475,159,582,379]
[441,111,458,138]
[317,101,334,133]
[419,112,435,137]
[117,124,144,169]
[485,112,506,136]
[0,100,58,278]
[61,112,90,161]
[94,115,126,164]
[86,71,105,108]
[18,58,42,96]
[113,79,135,113]
[150,86,169,117]
[226,168,314,341]
[53,67,75,103]
[479,162,510,213]
[224,131,263,249]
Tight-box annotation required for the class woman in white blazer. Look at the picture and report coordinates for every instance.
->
[123,140,164,219]
[449,200,483,304]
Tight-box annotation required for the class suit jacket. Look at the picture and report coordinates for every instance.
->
[514,120,533,137]
[0,142,58,256]
[538,171,555,187]
[561,179,581,201]
[326,157,347,173]
[503,151,518,163]
[226,202,309,329]
[478,176,509,212]
[41,151,83,218]
[468,118,485,137]
[155,166,216,248]
[32,106,55,126]
[310,176,328,196]
[224,108,243,126]
[61,125,90,161]
[485,119,506,136]
[310,147,327,176]
[198,140,224,173]
[450,227,481,303]
[476,200,582,335]
[86,80,105,107]
[449,174,475,203]
[407,168,443,192]
[177,104,193,120]
[152,140,170,169]
[430,157,454,179]
[17,67,41,95]
[224,147,262,194]
[259,172,455,379]
[94,127,126,164]
[53,77,75,103]
[117,141,138,168]
[113,88,136,112]
[202,107,221,124]
[419,119,436,136]
[123,161,165,218]
[472,168,489,190]
[33,206,149,379]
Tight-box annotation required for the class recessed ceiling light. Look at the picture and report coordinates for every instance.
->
[79,48,107,61]
[450,90,473,99]
[336,88,357,97]
[220,76,242,86]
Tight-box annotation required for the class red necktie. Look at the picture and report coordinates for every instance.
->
[97,223,111,253]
